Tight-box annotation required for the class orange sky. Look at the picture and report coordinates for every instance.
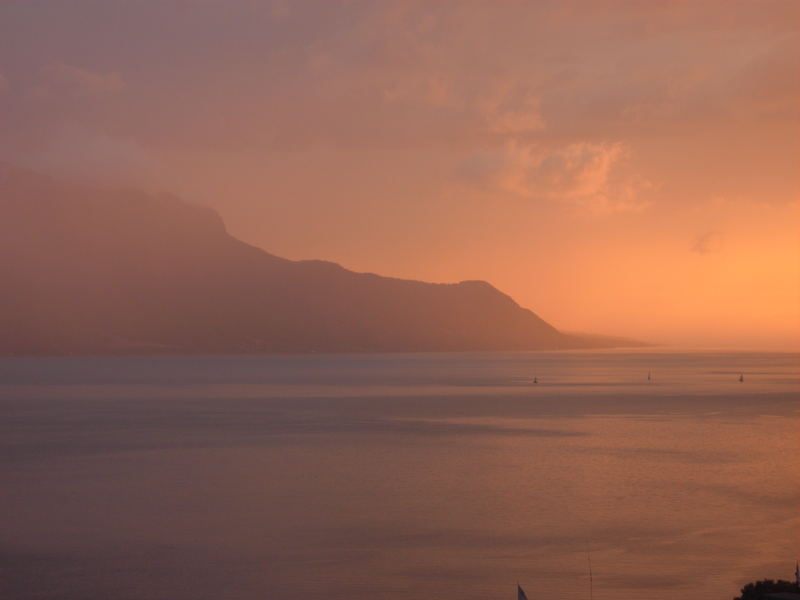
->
[1,1,798,348]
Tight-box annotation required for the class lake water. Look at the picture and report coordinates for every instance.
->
[0,350,797,600]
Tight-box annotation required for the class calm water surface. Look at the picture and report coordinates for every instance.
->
[0,351,797,599]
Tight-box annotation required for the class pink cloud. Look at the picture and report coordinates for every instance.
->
[459,140,653,213]
[40,63,125,95]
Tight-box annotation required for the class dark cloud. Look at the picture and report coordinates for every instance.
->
[691,231,719,254]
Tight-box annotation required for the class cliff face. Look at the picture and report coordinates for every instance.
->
[0,164,614,355]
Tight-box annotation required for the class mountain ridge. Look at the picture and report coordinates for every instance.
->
[0,164,641,355]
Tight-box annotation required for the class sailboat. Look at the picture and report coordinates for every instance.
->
[517,584,529,600]
[739,373,744,382]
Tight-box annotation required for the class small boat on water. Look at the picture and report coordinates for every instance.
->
[739,373,744,382]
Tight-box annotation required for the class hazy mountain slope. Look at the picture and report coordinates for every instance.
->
[0,164,632,355]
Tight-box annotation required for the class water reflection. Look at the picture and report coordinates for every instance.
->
[0,351,797,599]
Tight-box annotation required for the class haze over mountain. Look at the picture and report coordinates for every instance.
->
[0,164,637,355]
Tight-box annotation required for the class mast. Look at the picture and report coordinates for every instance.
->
[587,545,594,600]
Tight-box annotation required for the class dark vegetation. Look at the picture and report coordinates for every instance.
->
[734,579,800,599]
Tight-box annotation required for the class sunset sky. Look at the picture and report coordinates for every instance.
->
[1,0,798,348]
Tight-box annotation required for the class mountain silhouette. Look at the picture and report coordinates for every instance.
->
[0,164,639,355]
